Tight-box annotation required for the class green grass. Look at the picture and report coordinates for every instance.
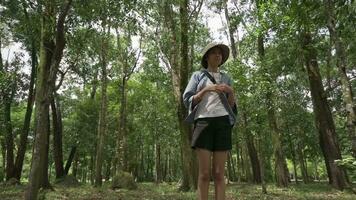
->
[1,182,355,200]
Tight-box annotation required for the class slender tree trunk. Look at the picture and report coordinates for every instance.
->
[291,152,298,184]
[13,43,37,181]
[297,140,309,183]
[235,143,242,182]
[41,114,51,189]
[257,20,288,186]
[242,111,262,183]
[266,94,289,187]
[12,1,38,181]
[179,0,198,190]
[325,0,356,157]
[257,137,267,194]
[64,146,76,175]
[51,97,65,179]
[227,0,261,184]
[4,88,15,181]
[115,75,127,173]
[224,0,238,59]
[72,150,78,177]
[94,35,108,187]
[90,154,94,185]
[301,32,348,190]
[155,143,162,183]
[1,138,5,181]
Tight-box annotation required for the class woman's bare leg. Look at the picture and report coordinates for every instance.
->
[196,148,212,200]
[212,151,228,200]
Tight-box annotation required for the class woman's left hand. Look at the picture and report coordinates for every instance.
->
[216,84,234,94]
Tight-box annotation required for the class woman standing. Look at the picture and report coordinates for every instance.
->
[183,43,237,200]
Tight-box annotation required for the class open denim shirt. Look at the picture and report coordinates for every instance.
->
[183,69,237,126]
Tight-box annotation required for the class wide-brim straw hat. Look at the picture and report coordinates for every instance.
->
[201,43,230,68]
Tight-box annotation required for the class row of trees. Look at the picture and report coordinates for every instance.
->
[0,0,355,199]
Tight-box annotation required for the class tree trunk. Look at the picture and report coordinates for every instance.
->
[1,138,5,181]
[266,95,289,187]
[155,143,162,183]
[115,75,128,173]
[242,111,262,183]
[13,42,37,181]
[41,114,51,189]
[291,152,298,184]
[94,35,108,187]
[297,141,309,183]
[51,97,65,179]
[235,143,242,182]
[301,32,348,190]
[257,137,267,194]
[257,23,288,186]
[25,19,54,200]
[90,154,94,185]
[64,146,76,175]
[325,0,356,157]
[4,87,15,181]
[224,0,239,59]
[179,0,198,190]
[72,150,78,177]
[25,1,71,198]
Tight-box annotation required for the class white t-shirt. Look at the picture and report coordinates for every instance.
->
[194,72,229,119]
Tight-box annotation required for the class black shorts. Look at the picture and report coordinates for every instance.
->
[191,115,232,151]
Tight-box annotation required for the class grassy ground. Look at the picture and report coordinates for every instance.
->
[1,182,355,200]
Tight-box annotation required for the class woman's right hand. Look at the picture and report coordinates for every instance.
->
[203,84,225,93]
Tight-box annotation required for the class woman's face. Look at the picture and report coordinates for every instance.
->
[206,47,223,67]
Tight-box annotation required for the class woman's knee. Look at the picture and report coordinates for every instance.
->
[199,170,210,182]
[212,170,224,182]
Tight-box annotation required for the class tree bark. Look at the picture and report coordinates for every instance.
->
[25,1,71,199]
[325,0,356,157]
[301,32,348,190]
[4,85,15,181]
[51,97,65,179]
[228,0,262,184]
[94,34,108,187]
[155,143,162,183]
[13,43,37,181]
[256,14,289,186]
[12,0,38,182]
[64,146,77,175]
[179,0,198,190]
[224,0,239,59]
[297,138,309,183]
[242,111,262,183]
[41,114,51,189]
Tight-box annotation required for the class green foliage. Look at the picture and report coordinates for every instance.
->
[335,155,356,180]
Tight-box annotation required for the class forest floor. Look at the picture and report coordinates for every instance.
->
[1,181,355,200]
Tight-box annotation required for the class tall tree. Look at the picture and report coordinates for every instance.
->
[324,0,356,157]
[301,31,348,190]
[223,0,261,184]
[12,0,39,181]
[114,27,141,174]
[94,20,109,187]
[25,0,72,199]
[256,0,289,187]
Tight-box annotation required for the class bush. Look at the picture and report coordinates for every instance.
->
[111,171,137,190]
[335,155,356,181]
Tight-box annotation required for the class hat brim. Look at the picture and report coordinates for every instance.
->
[201,43,230,68]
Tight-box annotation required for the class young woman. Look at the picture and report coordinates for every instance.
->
[183,43,237,200]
